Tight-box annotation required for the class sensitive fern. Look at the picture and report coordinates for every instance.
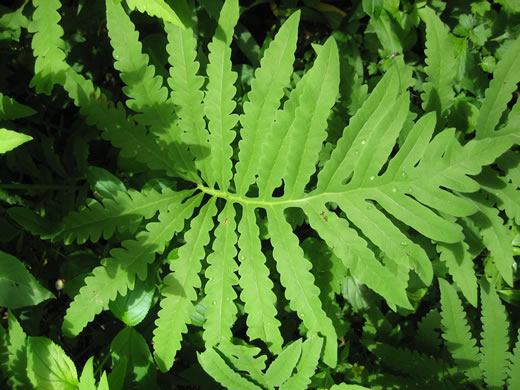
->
[27,0,520,380]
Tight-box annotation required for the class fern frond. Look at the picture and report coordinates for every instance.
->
[414,309,442,355]
[203,201,239,347]
[478,167,520,225]
[268,207,337,367]
[62,69,194,180]
[317,65,400,192]
[204,0,239,192]
[304,200,412,310]
[467,192,514,286]
[264,339,302,388]
[166,22,213,185]
[234,11,300,196]
[153,197,216,372]
[438,278,481,382]
[62,193,202,337]
[198,347,262,390]
[125,0,184,27]
[419,6,456,122]
[28,0,68,95]
[278,37,339,198]
[237,205,283,354]
[497,150,520,190]
[475,35,520,139]
[508,329,520,389]
[217,342,271,389]
[479,281,510,388]
[279,336,323,390]
[368,342,449,379]
[106,0,169,127]
[437,241,478,307]
[57,188,194,244]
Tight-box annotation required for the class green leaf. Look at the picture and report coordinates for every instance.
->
[479,281,509,388]
[419,6,456,123]
[78,357,96,390]
[110,327,156,389]
[0,128,32,154]
[265,339,302,387]
[217,342,271,389]
[362,0,383,18]
[438,241,478,307]
[279,336,323,390]
[467,193,514,287]
[203,201,239,347]
[268,207,337,367]
[28,0,68,94]
[0,250,55,309]
[205,0,239,191]
[508,329,520,389]
[198,347,262,390]
[86,166,127,200]
[126,0,185,28]
[62,193,202,337]
[438,278,481,382]
[476,35,520,138]
[234,11,300,195]
[0,92,37,120]
[166,20,213,185]
[237,205,283,354]
[58,188,194,244]
[27,337,79,390]
[5,310,31,388]
[153,198,217,372]
[109,276,155,326]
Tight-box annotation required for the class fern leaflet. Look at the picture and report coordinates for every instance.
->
[479,281,510,388]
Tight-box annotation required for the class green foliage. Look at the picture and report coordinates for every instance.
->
[1,0,519,389]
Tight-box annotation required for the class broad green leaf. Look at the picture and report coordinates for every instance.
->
[0,128,32,154]
[109,276,155,326]
[0,250,55,309]
[27,337,78,390]
[110,327,156,389]
[86,166,127,200]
